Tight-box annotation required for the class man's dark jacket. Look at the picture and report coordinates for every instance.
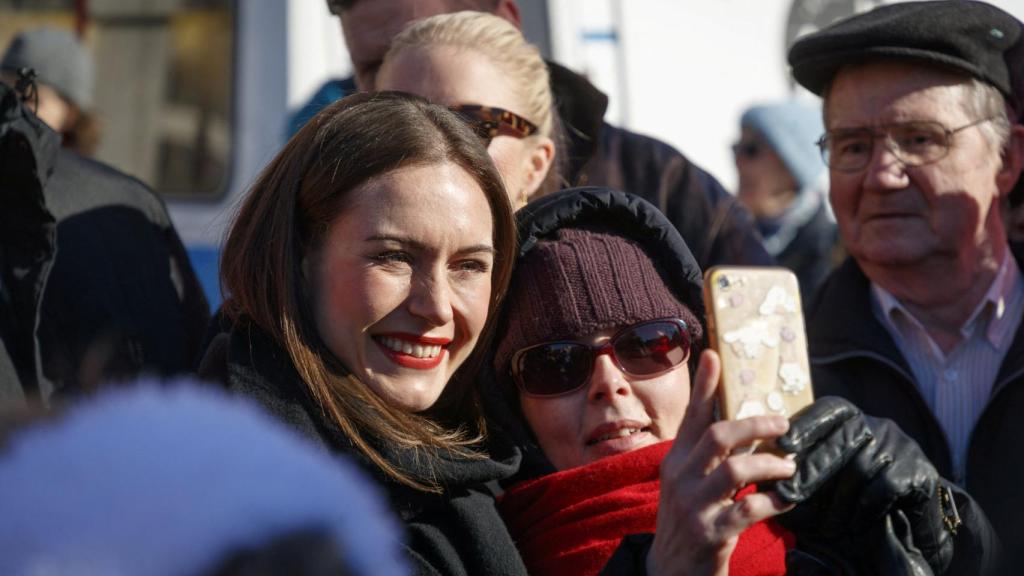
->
[0,85,209,407]
[290,64,772,270]
[807,249,1024,570]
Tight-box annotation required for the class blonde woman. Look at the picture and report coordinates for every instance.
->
[376,11,560,209]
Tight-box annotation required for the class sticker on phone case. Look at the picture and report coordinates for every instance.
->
[759,285,797,316]
[779,362,807,394]
[723,320,779,358]
[735,399,767,420]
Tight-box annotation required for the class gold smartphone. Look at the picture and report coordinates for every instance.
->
[703,266,814,421]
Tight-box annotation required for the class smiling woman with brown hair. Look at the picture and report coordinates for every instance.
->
[205,91,528,575]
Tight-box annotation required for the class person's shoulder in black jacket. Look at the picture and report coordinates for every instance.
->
[547,62,773,270]
[1,79,209,406]
[36,149,209,401]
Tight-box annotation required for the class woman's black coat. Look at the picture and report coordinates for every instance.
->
[201,325,529,576]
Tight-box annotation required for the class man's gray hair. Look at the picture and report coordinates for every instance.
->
[822,68,1014,155]
[962,78,1013,153]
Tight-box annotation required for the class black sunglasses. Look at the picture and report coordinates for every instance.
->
[511,319,692,397]
[449,104,539,146]
[731,141,762,159]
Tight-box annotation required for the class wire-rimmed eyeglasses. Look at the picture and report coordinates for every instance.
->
[816,117,994,173]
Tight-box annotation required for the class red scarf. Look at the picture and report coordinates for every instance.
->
[499,441,792,576]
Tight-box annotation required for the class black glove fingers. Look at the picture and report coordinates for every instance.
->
[780,430,870,538]
[852,418,935,521]
[774,413,874,504]
[852,452,915,523]
[853,417,954,574]
[777,396,862,455]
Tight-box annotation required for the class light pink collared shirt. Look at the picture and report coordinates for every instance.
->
[871,252,1024,484]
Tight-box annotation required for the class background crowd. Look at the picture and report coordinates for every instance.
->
[1,1,1022,575]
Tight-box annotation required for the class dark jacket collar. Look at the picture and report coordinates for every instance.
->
[809,244,1024,395]
[547,61,608,181]
[548,61,607,142]
[806,256,906,367]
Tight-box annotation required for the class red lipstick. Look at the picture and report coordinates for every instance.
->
[374,333,450,370]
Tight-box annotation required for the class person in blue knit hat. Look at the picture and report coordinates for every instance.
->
[0,381,409,576]
[733,99,838,304]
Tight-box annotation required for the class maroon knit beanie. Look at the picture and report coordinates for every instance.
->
[493,228,702,378]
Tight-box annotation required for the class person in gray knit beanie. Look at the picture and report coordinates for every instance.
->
[1,27,100,154]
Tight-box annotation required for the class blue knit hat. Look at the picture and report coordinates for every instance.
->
[0,381,409,576]
[740,100,825,192]
[2,28,94,109]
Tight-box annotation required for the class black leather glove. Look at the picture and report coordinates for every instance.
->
[767,397,957,576]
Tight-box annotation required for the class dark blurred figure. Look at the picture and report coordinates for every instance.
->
[292,0,773,270]
[1,28,101,156]
[734,100,838,304]
[0,77,208,409]
[790,1,1024,571]
[0,382,408,576]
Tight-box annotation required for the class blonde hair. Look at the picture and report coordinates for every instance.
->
[386,11,554,137]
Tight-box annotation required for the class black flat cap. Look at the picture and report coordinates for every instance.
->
[788,1,1024,109]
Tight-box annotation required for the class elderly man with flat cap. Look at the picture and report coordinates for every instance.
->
[790,0,1024,566]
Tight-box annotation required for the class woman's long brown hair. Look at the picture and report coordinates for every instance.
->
[220,92,515,491]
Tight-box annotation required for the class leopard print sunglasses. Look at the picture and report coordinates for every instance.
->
[449,104,539,145]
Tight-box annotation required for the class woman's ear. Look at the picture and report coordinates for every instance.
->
[521,136,556,204]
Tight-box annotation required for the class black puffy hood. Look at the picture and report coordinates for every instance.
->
[483,187,706,482]
[514,187,705,314]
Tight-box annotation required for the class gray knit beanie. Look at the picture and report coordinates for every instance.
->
[493,228,701,377]
[2,28,94,109]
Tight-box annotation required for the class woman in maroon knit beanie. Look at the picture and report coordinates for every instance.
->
[488,187,986,576]
[491,193,794,576]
